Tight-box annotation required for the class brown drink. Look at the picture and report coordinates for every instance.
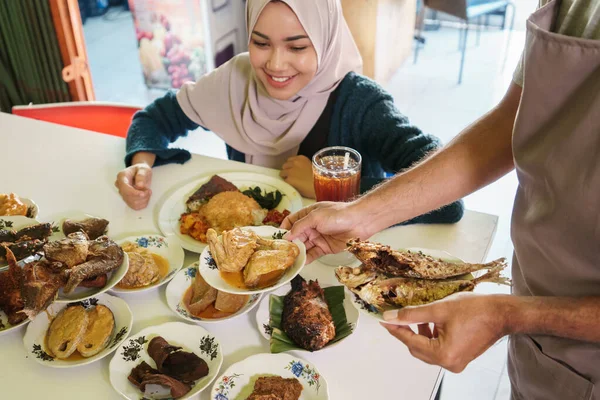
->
[313,147,362,202]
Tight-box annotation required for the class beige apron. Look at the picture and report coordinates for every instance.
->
[508,0,600,399]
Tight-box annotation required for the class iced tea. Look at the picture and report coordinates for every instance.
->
[312,147,362,202]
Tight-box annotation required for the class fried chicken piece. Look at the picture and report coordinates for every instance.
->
[243,239,299,288]
[207,228,258,273]
[62,236,124,294]
[201,191,265,233]
[43,231,89,268]
[118,243,160,288]
[282,275,335,351]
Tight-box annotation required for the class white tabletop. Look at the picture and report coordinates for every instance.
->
[0,113,498,400]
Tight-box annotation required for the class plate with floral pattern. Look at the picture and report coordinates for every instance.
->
[211,353,329,400]
[22,293,133,368]
[110,233,185,294]
[109,321,223,400]
[166,262,262,324]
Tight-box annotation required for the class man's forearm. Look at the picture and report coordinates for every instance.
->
[504,295,600,343]
[354,83,522,234]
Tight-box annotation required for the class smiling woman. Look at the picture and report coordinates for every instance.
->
[118,0,464,227]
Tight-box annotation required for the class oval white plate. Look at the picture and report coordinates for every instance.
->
[255,282,359,351]
[199,226,306,295]
[166,262,262,324]
[0,197,39,219]
[111,234,185,294]
[155,171,304,254]
[346,248,464,322]
[23,293,133,368]
[211,353,329,400]
[109,321,223,400]
[0,310,30,337]
[53,252,129,303]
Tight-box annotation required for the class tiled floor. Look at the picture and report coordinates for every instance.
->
[83,5,538,399]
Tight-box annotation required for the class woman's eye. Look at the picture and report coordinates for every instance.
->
[252,40,268,48]
[291,46,308,52]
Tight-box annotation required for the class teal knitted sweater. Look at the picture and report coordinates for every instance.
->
[126,72,464,225]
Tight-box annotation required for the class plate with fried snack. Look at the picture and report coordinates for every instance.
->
[0,193,39,219]
[199,226,306,295]
[23,293,132,368]
[166,262,261,324]
[109,322,223,400]
[156,172,303,254]
[111,233,185,294]
[211,353,329,400]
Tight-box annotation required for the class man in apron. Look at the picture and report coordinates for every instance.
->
[283,1,599,398]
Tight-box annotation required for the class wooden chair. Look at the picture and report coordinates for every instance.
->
[414,0,516,84]
[12,102,141,138]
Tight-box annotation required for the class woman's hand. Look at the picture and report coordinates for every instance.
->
[115,152,155,211]
[280,155,316,199]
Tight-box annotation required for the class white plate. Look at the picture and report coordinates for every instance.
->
[0,216,42,269]
[199,226,306,295]
[166,262,262,324]
[111,234,185,294]
[346,248,464,322]
[211,353,329,400]
[0,197,39,219]
[109,321,223,400]
[255,282,359,351]
[0,311,30,337]
[155,172,304,254]
[22,293,133,368]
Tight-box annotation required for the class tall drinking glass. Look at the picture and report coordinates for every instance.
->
[312,146,362,265]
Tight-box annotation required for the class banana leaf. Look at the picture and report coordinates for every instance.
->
[269,285,354,353]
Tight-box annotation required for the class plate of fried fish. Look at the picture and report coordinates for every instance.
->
[109,322,223,400]
[199,226,306,295]
[255,275,359,353]
[156,173,303,254]
[211,353,329,400]
[166,262,262,324]
[111,234,185,294]
[23,293,132,368]
[0,217,53,269]
[336,239,511,322]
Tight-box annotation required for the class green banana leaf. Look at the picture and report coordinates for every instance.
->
[269,285,354,353]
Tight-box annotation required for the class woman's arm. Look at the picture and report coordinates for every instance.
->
[125,91,201,167]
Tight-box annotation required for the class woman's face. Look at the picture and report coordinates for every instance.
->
[249,1,318,100]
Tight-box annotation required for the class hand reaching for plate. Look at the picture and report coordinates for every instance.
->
[115,163,153,210]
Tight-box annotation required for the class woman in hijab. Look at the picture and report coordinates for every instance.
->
[116,0,463,224]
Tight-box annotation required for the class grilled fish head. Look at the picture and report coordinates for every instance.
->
[334,265,377,289]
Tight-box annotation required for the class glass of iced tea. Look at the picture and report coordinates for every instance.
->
[312,146,362,202]
[312,146,362,265]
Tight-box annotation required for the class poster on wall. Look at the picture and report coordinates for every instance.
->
[128,0,247,90]
[128,0,208,89]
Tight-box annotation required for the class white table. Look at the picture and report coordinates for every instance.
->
[0,113,499,400]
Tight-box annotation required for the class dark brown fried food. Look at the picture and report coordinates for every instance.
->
[138,374,192,399]
[0,229,16,243]
[0,248,26,325]
[79,274,107,288]
[14,223,52,241]
[148,336,209,384]
[21,260,65,319]
[0,239,45,260]
[128,361,160,388]
[43,232,89,268]
[62,236,124,294]
[147,336,182,370]
[247,376,303,400]
[186,175,239,211]
[62,218,109,240]
[282,275,335,352]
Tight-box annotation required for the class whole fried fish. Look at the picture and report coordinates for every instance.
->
[336,264,510,310]
[0,247,26,325]
[347,239,507,279]
[282,275,335,351]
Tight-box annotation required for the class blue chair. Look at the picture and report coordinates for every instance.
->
[414,0,516,84]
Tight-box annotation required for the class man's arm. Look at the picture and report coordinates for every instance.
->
[357,82,522,234]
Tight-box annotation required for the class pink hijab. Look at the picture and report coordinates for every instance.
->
[177,0,362,169]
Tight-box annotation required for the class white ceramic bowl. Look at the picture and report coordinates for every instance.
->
[22,293,133,368]
[198,226,306,295]
[166,262,262,324]
[109,321,223,400]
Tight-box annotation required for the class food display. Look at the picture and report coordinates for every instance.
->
[179,175,290,244]
[247,376,303,400]
[207,227,300,290]
[46,303,115,359]
[337,239,510,311]
[127,336,209,399]
[118,242,168,289]
[0,193,30,217]
[0,222,52,261]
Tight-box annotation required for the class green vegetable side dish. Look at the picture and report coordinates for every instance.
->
[242,187,284,210]
[268,286,353,353]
